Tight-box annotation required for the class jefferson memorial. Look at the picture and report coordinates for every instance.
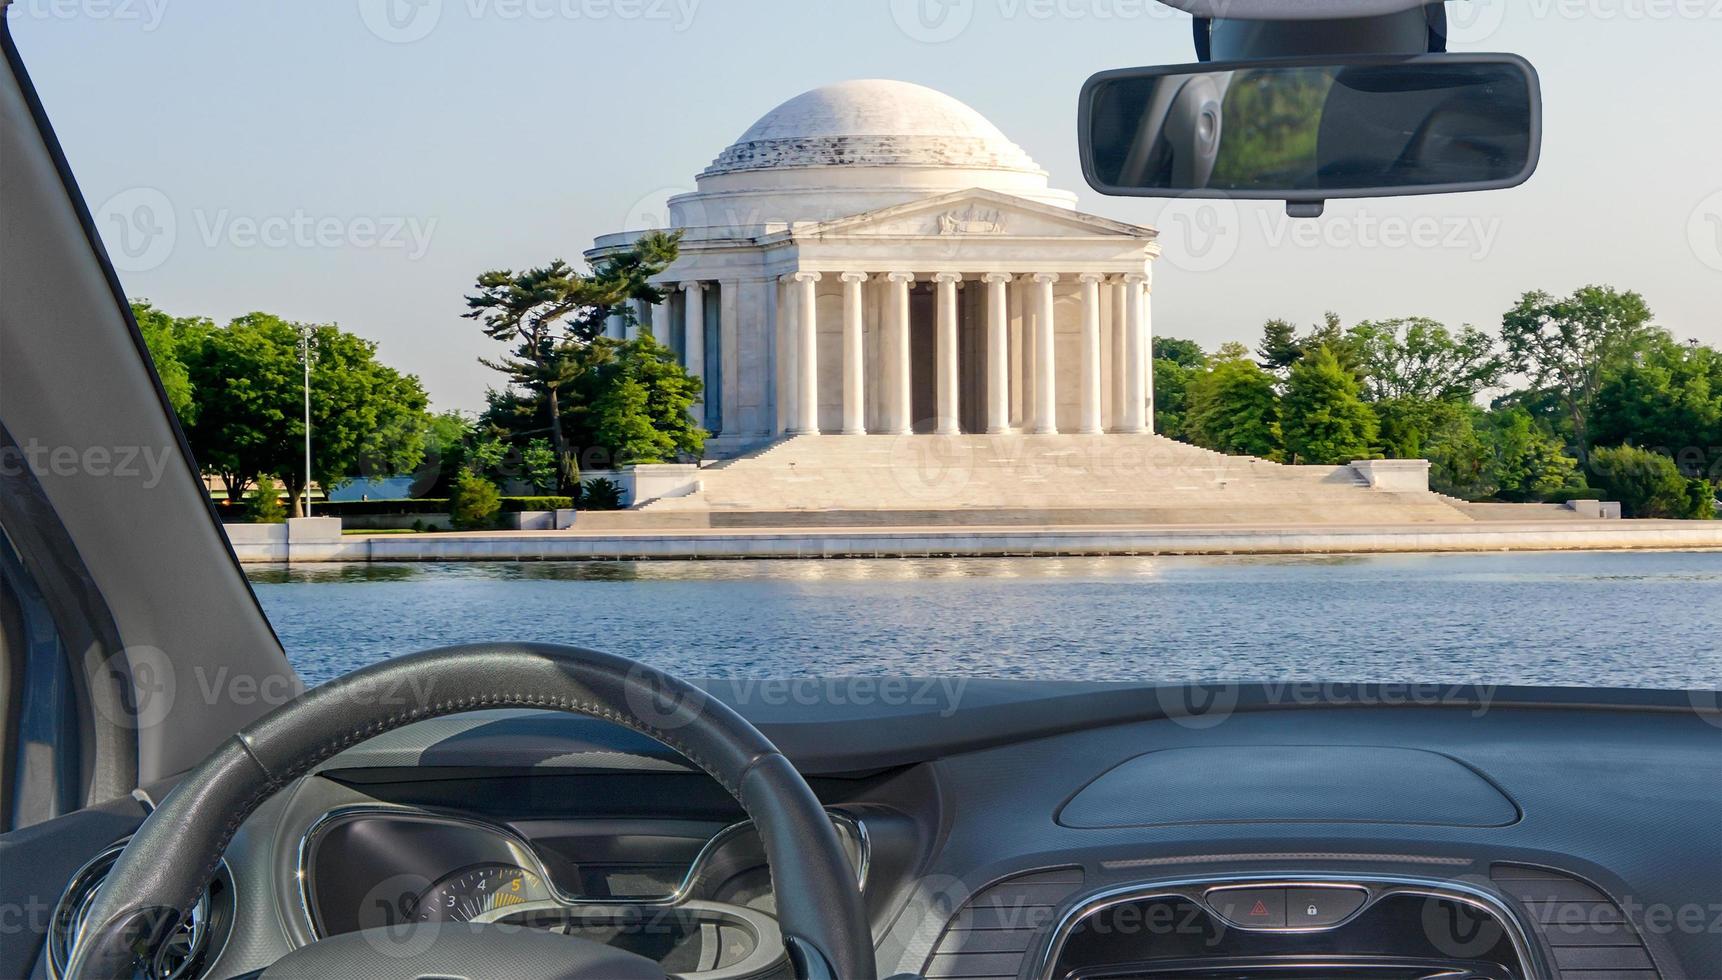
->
[583,80,1478,525]
[588,79,1161,457]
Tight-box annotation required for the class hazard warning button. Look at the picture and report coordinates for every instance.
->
[1207,887,1288,929]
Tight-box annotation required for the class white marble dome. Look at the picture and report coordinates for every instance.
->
[702,79,1044,177]
[669,79,1077,232]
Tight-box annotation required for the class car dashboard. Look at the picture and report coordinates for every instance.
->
[32,682,1722,980]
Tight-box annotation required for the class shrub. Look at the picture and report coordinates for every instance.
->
[499,496,575,513]
[244,476,287,524]
[1589,445,1715,519]
[581,478,624,512]
[313,498,451,517]
[448,469,503,529]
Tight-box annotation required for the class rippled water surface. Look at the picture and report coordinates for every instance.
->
[248,552,1722,690]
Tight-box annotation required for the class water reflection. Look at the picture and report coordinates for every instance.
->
[249,554,1377,586]
[247,552,1722,691]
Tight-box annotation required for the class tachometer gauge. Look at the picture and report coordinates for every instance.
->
[414,864,552,923]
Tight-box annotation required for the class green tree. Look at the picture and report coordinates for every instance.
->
[301,322,431,512]
[1257,318,1303,373]
[1185,343,1282,459]
[180,313,301,503]
[1153,336,1206,369]
[1281,346,1379,464]
[1348,317,1504,403]
[1374,396,1466,461]
[1151,337,1206,439]
[567,335,705,467]
[1589,445,1715,519]
[411,411,478,498]
[1500,285,1657,467]
[448,468,503,529]
[1486,408,1582,502]
[243,475,286,524]
[1590,336,1722,478]
[521,439,561,493]
[1425,405,1496,500]
[179,313,430,514]
[130,300,198,419]
[464,232,682,491]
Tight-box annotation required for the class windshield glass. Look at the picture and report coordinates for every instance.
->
[15,4,1721,693]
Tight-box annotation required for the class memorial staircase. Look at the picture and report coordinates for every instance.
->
[631,435,1489,528]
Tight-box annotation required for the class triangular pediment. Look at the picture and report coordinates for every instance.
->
[803,189,1158,241]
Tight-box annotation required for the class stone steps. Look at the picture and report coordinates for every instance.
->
[639,435,1478,525]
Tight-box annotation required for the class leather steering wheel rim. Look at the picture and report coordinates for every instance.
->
[66,644,875,980]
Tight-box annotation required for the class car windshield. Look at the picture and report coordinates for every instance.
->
[14,4,1721,693]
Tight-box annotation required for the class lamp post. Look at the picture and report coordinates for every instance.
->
[296,323,317,517]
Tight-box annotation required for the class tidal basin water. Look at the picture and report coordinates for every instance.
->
[248,551,1722,690]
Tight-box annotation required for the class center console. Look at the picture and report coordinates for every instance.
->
[1038,876,1539,980]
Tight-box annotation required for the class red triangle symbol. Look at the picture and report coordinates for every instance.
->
[1250,900,1269,916]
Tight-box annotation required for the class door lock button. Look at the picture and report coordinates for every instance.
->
[1207,887,1287,929]
[1287,887,1368,928]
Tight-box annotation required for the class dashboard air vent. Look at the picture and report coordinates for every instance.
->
[48,841,232,980]
[1490,864,1659,979]
[923,866,1086,980]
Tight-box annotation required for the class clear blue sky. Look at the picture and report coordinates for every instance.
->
[11,1,1721,411]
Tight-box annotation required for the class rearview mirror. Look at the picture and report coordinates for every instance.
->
[1080,54,1541,209]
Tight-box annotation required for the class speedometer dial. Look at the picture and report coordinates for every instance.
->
[414,864,551,923]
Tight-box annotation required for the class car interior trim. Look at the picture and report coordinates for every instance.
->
[1032,873,1546,980]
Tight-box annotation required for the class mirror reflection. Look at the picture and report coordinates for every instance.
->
[1085,59,1537,196]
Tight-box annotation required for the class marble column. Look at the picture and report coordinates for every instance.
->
[1078,274,1104,435]
[933,273,962,435]
[984,273,1012,434]
[1031,273,1059,435]
[681,282,706,424]
[651,290,673,343]
[1109,278,1129,431]
[1008,278,1026,429]
[1121,273,1148,434]
[840,272,868,435]
[774,277,791,435]
[791,272,821,434]
[1142,275,1156,434]
[883,273,915,435]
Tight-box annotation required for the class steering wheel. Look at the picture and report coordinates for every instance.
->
[66,644,876,980]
